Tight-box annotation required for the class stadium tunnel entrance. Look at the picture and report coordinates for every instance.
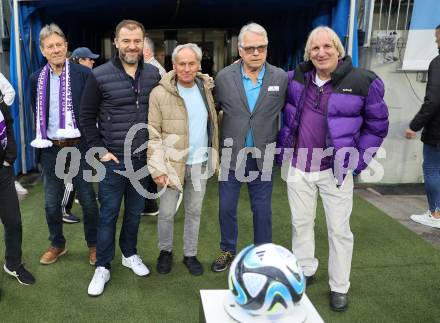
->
[22,0,351,72]
[9,0,355,173]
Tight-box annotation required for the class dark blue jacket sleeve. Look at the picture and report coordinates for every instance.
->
[79,73,105,149]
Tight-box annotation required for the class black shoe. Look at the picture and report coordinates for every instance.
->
[156,250,172,274]
[3,264,36,285]
[183,256,203,276]
[143,199,159,216]
[211,251,235,272]
[62,213,80,223]
[330,291,348,312]
[305,275,315,286]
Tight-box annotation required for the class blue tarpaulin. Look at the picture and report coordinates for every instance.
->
[9,0,356,173]
[9,4,43,174]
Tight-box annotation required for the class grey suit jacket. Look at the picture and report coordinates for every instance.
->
[215,61,288,171]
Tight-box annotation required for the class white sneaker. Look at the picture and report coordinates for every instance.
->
[122,254,150,277]
[14,181,28,195]
[88,266,110,296]
[410,211,440,228]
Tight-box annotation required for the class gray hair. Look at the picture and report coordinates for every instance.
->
[144,37,155,53]
[39,23,66,47]
[238,22,268,47]
[303,26,345,61]
[171,43,202,63]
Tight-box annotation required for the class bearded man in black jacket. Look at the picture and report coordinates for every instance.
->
[80,19,160,296]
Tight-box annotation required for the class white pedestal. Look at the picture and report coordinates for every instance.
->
[200,289,324,323]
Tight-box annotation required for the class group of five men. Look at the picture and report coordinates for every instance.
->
[8,18,389,312]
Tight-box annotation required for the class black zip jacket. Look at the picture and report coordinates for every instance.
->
[0,100,17,166]
[409,54,440,146]
[80,56,160,158]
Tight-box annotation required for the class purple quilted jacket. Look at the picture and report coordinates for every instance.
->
[277,56,389,183]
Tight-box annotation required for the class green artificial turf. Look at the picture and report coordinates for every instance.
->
[1,172,440,322]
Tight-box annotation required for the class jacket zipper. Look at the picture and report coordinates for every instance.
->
[324,81,337,179]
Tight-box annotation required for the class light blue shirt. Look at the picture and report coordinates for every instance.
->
[177,83,208,165]
[241,63,265,147]
[47,70,60,139]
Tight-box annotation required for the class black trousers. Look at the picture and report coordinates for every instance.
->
[0,165,22,269]
[145,174,158,203]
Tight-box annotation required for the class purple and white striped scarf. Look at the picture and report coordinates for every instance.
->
[0,108,7,150]
[31,59,80,148]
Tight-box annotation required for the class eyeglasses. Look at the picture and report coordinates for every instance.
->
[240,45,268,54]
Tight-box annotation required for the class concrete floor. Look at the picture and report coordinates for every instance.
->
[355,187,440,249]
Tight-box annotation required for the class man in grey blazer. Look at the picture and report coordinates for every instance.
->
[211,22,288,272]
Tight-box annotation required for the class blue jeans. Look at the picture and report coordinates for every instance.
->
[218,154,273,254]
[96,158,146,268]
[423,144,440,212]
[40,145,98,248]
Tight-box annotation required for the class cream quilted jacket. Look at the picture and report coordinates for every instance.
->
[147,70,219,191]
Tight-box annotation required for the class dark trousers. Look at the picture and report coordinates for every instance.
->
[0,165,22,269]
[218,154,273,254]
[96,158,146,268]
[40,145,98,248]
[144,174,158,204]
[423,144,440,212]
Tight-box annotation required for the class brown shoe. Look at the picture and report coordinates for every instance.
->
[89,246,97,266]
[40,246,67,265]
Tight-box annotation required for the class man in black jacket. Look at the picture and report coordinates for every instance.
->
[80,19,160,296]
[30,24,98,266]
[406,24,440,227]
[0,96,35,287]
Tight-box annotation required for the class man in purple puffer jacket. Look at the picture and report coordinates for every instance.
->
[277,26,388,312]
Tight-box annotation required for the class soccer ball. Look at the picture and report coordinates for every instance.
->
[228,243,306,318]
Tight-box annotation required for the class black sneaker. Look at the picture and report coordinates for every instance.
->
[156,250,172,274]
[210,251,234,272]
[3,264,36,285]
[143,199,159,216]
[62,213,80,223]
[183,256,203,276]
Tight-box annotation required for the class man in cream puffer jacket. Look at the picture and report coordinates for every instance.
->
[147,43,219,276]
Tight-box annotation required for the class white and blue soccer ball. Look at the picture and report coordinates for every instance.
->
[228,243,306,317]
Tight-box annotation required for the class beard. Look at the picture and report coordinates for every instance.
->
[119,50,142,65]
